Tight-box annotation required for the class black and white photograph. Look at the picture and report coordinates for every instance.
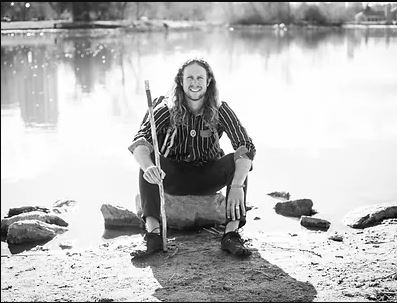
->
[1,2,397,302]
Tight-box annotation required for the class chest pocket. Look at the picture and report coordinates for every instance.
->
[202,125,220,148]
[200,129,212,138]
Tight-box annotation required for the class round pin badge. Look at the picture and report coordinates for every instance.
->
[190,130,196,137]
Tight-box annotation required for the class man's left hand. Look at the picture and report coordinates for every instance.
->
[227,187,245,221]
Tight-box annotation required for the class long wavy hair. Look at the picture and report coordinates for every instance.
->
[167,58,220,129]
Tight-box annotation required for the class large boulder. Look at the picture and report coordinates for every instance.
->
[164,193,226,230]
[1,211,68,236]
[343,202,397,229]
[100,204,143,229]
[274,199,314,217]
[300,216,331,231]
[7,219,68,244]
[135,192,227,230]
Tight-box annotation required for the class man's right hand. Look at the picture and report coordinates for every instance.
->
[143,165,166,184]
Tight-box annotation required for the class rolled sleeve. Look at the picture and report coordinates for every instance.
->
[128,137,153,155]
[219,101,256,161]
[234,146,249,161]
[233,145,256,161]
[128,99,170,155]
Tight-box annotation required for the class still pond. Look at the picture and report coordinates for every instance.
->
[1,26,397,251]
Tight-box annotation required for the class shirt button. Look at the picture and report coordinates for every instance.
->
[190,130,196,137]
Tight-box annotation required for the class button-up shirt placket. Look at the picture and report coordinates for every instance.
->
[186,114,196,162]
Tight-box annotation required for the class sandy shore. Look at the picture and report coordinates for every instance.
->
[1,216,396,302]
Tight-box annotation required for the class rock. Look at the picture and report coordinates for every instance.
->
[52,199,77,214]
[136,193,227,230]
[59,242,73,249]
[167,193,227,230]
[1,211,68,236]
[6,206,50,218]
[6,219,68,244]
[268,191,290,200]
[274,199,314,217]
[328,233,344,242]
[246,205,255,211]
[100,204,143,229]
[383,218,397,225]
[343,202,397,229]
[300,216,331,231]
[30,245,49,252]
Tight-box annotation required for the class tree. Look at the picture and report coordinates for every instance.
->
[52,2,129,22]
[48,2,72,20]
[303,5,327,25]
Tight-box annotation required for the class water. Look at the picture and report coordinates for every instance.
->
[2,26,397,252]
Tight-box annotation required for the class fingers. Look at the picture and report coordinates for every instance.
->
[143,166,166,184]
[228,203,236,221]
[228,204,240,221]
[227,201,241,221]
[240,202,246,217]
[234,203,246,220]
[234,205,240,220]
[227,188,245,221]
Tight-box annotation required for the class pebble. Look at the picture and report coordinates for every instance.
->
[328,234,344,242]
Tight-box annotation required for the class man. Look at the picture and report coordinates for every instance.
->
[128,58,256,257]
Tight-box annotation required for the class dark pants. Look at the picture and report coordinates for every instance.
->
[139,153,248,229]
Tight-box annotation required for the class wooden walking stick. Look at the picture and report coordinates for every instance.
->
[144,80,168,252]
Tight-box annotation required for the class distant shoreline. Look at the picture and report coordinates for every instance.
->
[0,19,220,32]
[2,19,397,33]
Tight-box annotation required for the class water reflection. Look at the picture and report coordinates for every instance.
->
[1,44,58,128]
[72,39,113,93]
[2,27,395,127]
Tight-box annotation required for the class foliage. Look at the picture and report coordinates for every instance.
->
[1,2,32,21]
[0,2,388,25]
[303,5,327,25]
[229,2,291,25]
[48,2,71,18]
[130,2,215,21]
[61,2,128,21]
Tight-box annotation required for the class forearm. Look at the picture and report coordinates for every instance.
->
[231,157,252,186]
[133,145,155,171]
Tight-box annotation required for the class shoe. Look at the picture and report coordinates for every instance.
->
[130,232,163,260]
[144,232,163,254]
[221,231,252,257]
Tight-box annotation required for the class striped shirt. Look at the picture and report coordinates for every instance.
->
[128,98,256,165]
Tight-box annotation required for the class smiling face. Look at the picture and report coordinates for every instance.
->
[182,63,210,103]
